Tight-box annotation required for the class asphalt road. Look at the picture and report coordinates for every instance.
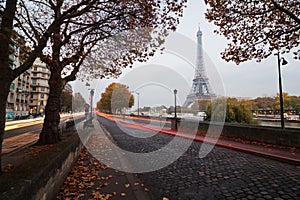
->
[4,116,84,139]
[4,123,43,139]
[97,115,300,200]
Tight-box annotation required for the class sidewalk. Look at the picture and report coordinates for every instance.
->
[57,119,153,200]
[2,133,39,155]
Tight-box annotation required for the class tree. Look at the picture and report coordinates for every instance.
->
[0,0,73,173]
[0,0,125,172]
[289,96,300,114]
[97,83,134,114]
[206,97,256,124]
[36,0,186,144]
[253,97,276,110]
[205,0,300,64]
[72,92,86,112]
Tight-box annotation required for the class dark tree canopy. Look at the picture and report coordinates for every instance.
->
[205,0,300,64]
[253,97,276,110]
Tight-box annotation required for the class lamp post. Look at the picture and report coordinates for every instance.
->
[173,89,178,130]
[131,91,140,116]
[136,92,140,116]
[174,89,177,118]
[89,89,94,120]
[277,53,288,129]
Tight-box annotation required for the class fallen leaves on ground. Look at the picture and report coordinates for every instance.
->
[25,144,54,157]
[57,133,152,199]
[57,148,113,200]
[2,163,14,173]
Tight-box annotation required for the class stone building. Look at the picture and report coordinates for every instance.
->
[29,58,50,116]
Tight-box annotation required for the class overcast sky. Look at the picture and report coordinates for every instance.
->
[71,0,300,109]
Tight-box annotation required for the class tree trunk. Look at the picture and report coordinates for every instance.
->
[37,69,63,145]
[0,0,18,175]
[0,82,11,174]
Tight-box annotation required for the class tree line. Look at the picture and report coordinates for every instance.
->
[193,94,300,124]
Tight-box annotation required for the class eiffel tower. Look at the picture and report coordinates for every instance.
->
[183,27,215,107]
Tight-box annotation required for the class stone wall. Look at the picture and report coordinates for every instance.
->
[33,137,83,200]
[0,133,84,200]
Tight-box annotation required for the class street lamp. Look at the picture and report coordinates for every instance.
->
[89,89,94,119]
[131,91,140,116]
[173,89,178,130]
[174,89,177,118]
[136,92,140,116]
[277,53,288,129]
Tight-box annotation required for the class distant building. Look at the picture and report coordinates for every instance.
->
[29,58,50,116]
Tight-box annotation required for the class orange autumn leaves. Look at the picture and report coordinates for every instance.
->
[57,149,111,200]
[57,148,151,200]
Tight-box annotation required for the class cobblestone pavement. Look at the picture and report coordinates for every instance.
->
[97,116,300,200]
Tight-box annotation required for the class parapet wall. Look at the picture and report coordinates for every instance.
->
[0,134,83,200]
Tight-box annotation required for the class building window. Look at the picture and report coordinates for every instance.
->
[10,83,15,89]
[40,94,44,99]
[34,66,37,71]
[30,94,33,98]
[32,80,36,85]
[32,87,36,91]
[7,103,14,109]
[40,80,47,86]
[42,73,46,78]
[41,87,45,92]
[40,101,44,106]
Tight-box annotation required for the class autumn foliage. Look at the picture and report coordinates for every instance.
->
[97,83,134,114]
[205,0,300,64]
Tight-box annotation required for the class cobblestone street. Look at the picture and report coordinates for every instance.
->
[97,116,300,200]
